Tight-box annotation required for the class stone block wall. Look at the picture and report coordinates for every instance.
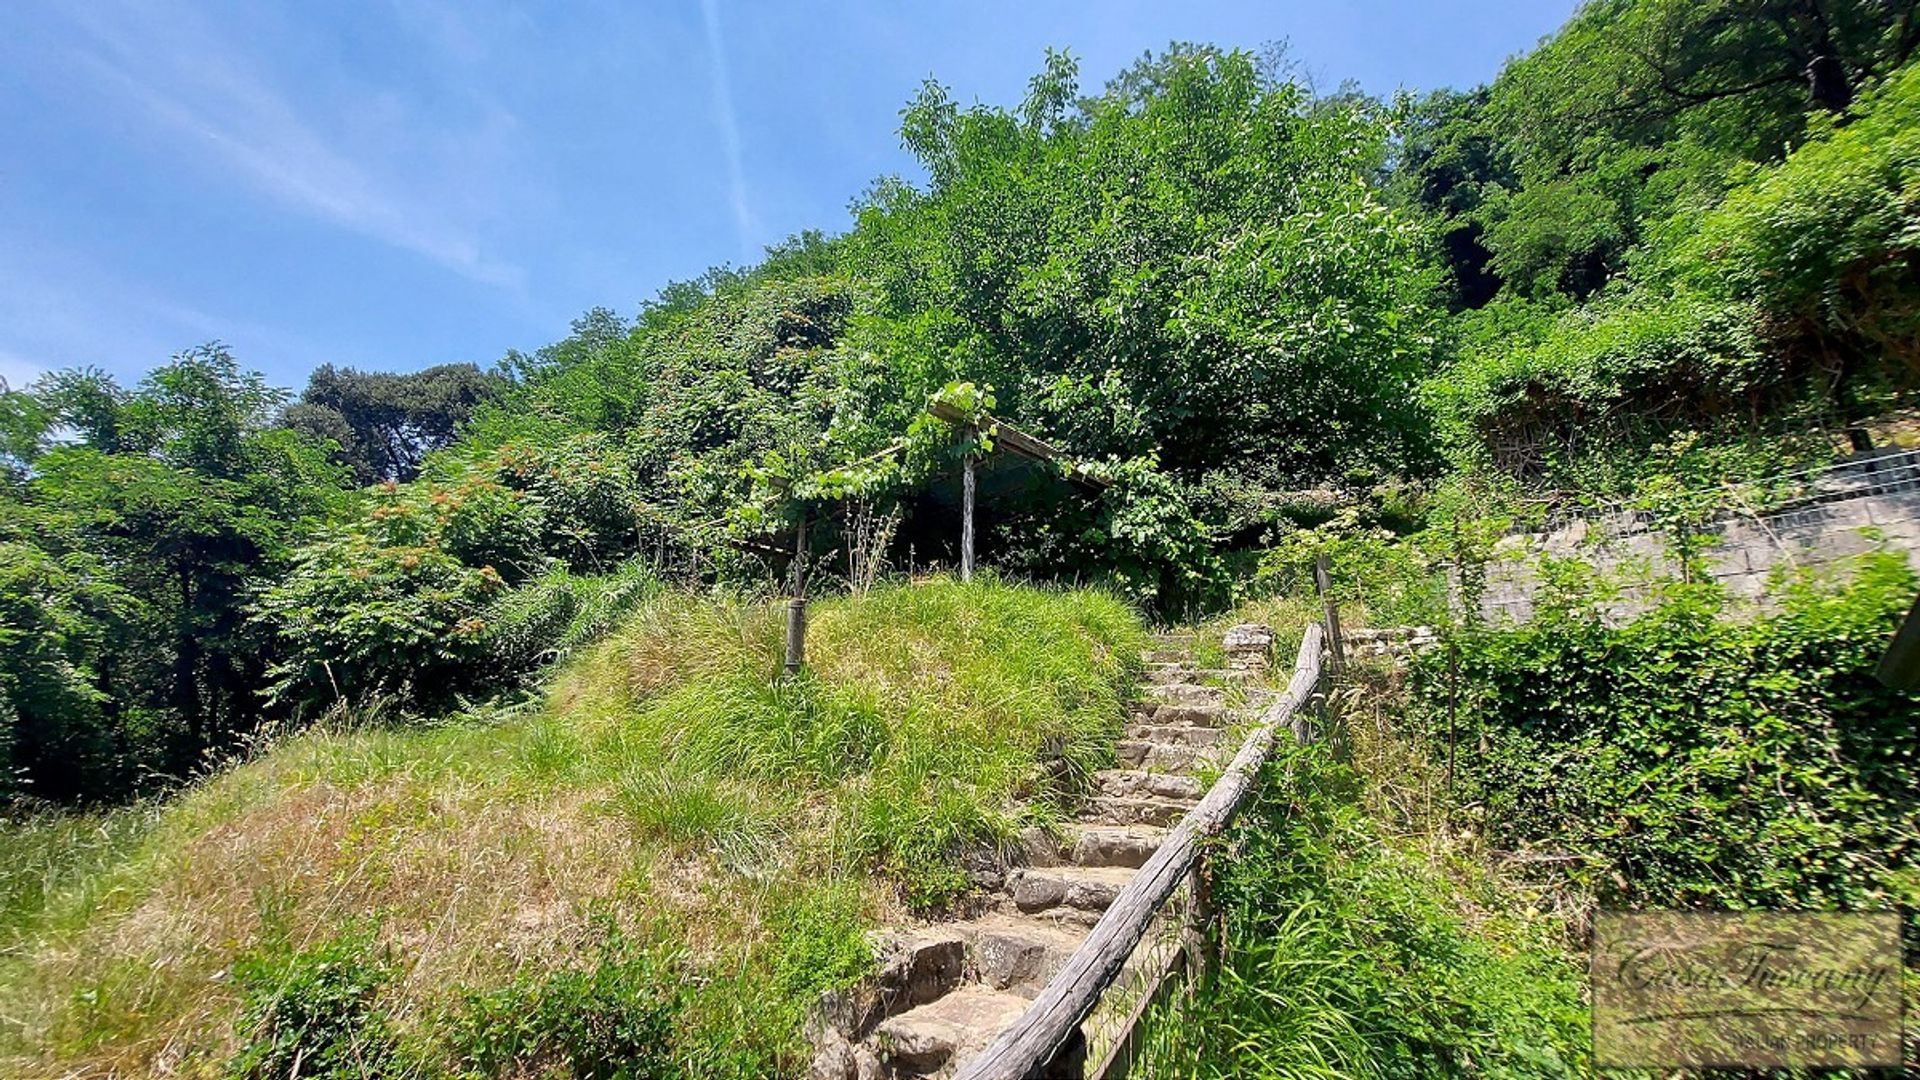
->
[1469,459,1920,625]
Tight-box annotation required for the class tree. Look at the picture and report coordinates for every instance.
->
[283,362,505,484]
[1389,88,1514,309]
[853,46,1443,483]
[1490,0,1918,173]
[2,346,346,801]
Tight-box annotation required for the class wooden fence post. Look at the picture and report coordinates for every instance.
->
[1313,552,1345,675]
[961,450,976,582]
[785,513,809,676]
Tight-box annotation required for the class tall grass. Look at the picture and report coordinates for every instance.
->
[1132,659,1589,1080]
[0,577,1142,1078]
[1135,748,1589,1078]
[0,803,162,954]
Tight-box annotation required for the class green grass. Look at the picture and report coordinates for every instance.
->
[0,576,1144,1078]
[1133,658,1590,1080]
[0,803,163,954]
[1136,750,1590,1079]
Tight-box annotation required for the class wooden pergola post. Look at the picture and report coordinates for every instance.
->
[961,450,976,582]
[784,512,808,676]
[924,399,1110,584]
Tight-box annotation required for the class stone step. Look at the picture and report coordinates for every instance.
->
[1114,739,1222,772]
[954,912,1088,996]
[1142,648,1189,664]
[1003,865,1135,920]
[1191,667,1255,684]
[862,930,965,1023]
[1134,702,1230,727]
[1091,795,1193,827]
[1146,663,1197,685]
[1058,823,1167,868]
[1093,769,1205,801]
[873,985,1031,1075]
[1148,632,1196,647]
[1145,682,1226,707]
[1123,722,1226,747]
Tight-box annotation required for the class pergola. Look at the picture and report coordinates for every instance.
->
[923,399,1108,581]
[772,403,1107,673]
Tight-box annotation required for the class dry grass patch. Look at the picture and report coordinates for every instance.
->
[0,577,1142,1078]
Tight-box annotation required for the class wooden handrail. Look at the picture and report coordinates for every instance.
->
[952,622,1328,1080]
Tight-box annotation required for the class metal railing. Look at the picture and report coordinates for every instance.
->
[951,623,1330,1080]
[1521,448,1920,543]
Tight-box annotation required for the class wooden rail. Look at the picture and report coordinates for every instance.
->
[952,623,1328,1080]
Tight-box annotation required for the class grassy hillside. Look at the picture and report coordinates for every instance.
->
[0,578,1142,1079]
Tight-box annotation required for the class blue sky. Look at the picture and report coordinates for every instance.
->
[0,0,1578,392]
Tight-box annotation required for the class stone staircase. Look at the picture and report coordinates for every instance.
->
[808,631,1271,1080]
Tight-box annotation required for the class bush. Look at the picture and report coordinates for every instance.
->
[227,925,409,1080]
[1425,290,1774,485]
[1415,553,1920,910]
[256,435,658,717]
[448,917,686,1080]
[255,532,504,712]
[1680,60,1920,380]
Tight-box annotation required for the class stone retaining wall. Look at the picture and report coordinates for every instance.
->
[1474,453,1920,624]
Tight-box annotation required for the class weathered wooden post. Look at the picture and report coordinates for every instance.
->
[1313,552,1345,675]
[1875,592,1920,688]
[785,513,809,676]
[960,449,976,582]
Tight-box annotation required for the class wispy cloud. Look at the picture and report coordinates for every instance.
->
[0,231,331,387]
[0,348,44,392]
[48,1,524,289]
[700,0,755,261]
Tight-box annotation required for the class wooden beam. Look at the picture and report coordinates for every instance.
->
[785,514,809,676]
[951,624,1326,1080]
[926,401,1108,490]
[1314,552,1345,675]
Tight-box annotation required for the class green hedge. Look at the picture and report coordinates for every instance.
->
[1416,553,1919,911]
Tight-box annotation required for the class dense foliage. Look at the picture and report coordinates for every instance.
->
[254,435,656,715]
[283,362,505,484]
[1405,0,1920,489]
[0,349,347,802]
[2,7,1917,1075]
[1417,553,1919,911]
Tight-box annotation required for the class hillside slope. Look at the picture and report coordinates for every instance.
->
[0,579,1142,1079]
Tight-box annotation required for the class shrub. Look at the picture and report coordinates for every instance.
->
[1679,60,1920,379]
[481,559,659,677]
[1415,553,1920,910]
[448,917,686,1080]
[226,925,409,1080]
[255,532,504,712]
[1425,290,1774,485]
